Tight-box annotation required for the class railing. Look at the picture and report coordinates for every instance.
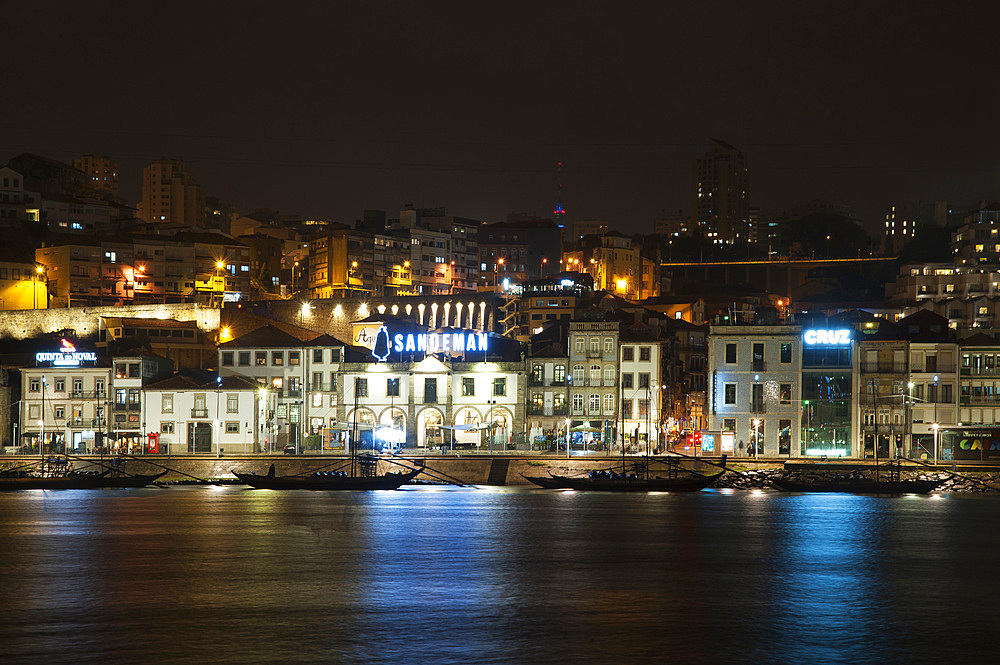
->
[528,407,545,416]
[752,360,766,371]
[191,408,209,418]
[550,378,566,386]
[960,395,1000,405]
[553,405,568,415]
[751,400,766,413]
[960,366,1000,376]
[860,362,908,373]
[113,403,141,411]
[528,377,544,387]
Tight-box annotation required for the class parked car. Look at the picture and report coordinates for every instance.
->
[283,445,297,455]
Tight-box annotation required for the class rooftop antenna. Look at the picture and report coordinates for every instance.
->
[553,161,566,226]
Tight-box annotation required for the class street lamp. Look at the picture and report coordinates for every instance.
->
[932,422,939,466]
[496,257,504,292]
[753,419,761,460]
[565,418,571,460]
[216,375,222,458]
[34,265,44,309]
[215,260,226,307]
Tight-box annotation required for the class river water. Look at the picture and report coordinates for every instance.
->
[0,486,997,665]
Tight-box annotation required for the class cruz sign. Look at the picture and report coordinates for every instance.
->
[803,329,851,346]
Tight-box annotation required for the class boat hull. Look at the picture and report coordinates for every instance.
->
[771,478,941,494]
[522,470,724,492]
[233,468,420,490]
[0,474,108,490]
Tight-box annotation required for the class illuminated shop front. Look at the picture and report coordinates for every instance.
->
[800,329,854,456]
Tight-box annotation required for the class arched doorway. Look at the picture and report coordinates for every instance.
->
[487,406,512,450]
[377,407,407,450]
[417,408,444,449]
[453,407,482,449]
[347,407,376,451]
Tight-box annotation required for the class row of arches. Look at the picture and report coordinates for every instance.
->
[346,406,513,448]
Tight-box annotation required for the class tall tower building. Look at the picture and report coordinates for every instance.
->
[137,158,206,226]
[691,139,749,244]
[73,154,119,197]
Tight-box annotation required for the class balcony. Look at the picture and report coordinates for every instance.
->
[752,360,767,372]
[751,400,766,414]
[960,395,999,406]
[528,406,545,416]
[528,377,544,387]
[860,362,908,374]
[191,408,209,418]
[960,366,1000,376]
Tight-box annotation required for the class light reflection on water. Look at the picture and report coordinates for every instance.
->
[0,487,997,664]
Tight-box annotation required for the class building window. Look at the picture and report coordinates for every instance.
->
[272,352,284,366]
[623,373,634,389]
[255,352,267,366]
[493,377,506,396]
[225,421,239,434]
[724,383,737,405]
[572,393,584,413]
[161,422,174,434]
[589,394,600,413]
[531,364,543,384]
[604,338,614,354]
[572,364,585,383]
[424,378,437,403]
[30,378,39,392]
[590,338,600,354]
[723,418,736,432]
[590,364,601,383]
[603,394,614,413]
[531,393,543,410]
[55,378,65,392]
[289,351,300,366]
[638,373,650,389]
[780,343,792,364]
[603,367,615,385]
[355,377,368,397]
[554,365,566,383]
[227,394,238,413]
[725,343,737,364]
[638,399,649,418]
[222,352,234,366]
[238,351,251,366]
[622,346,634,361]
[574,337,585,353]
[462,377,475,396]
[313,349,324,363]
[387,378,400,397]
[639,346,651,361]
[622,399,633,419]
[780,384,791,404]
[162,394,173,413]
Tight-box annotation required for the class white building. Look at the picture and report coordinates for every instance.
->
[339,353,523,451]
[708,326,804,457]
[219,325,344,451]
[568,321,619,448]
[143,370,262,455]
[619,331,664,452]
[21,339,110,454]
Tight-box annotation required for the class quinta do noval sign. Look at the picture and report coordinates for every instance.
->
[36,339,97,366]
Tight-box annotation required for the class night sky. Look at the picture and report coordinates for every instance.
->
[4,1,999,233]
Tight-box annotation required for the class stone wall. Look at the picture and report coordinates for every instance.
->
[0,304,220,340]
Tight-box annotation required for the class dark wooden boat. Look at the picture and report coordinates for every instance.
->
[522,469,725,492]
[0,470,109,491]
[232,465,421,490]
[771,477,941,494]
[519,473,569,489]
[99,470,168,488]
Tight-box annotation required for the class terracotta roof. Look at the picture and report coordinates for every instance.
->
[219,324,306,348]
[144,369,258,391]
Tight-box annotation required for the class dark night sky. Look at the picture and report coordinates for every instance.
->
[4,1,999,233]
